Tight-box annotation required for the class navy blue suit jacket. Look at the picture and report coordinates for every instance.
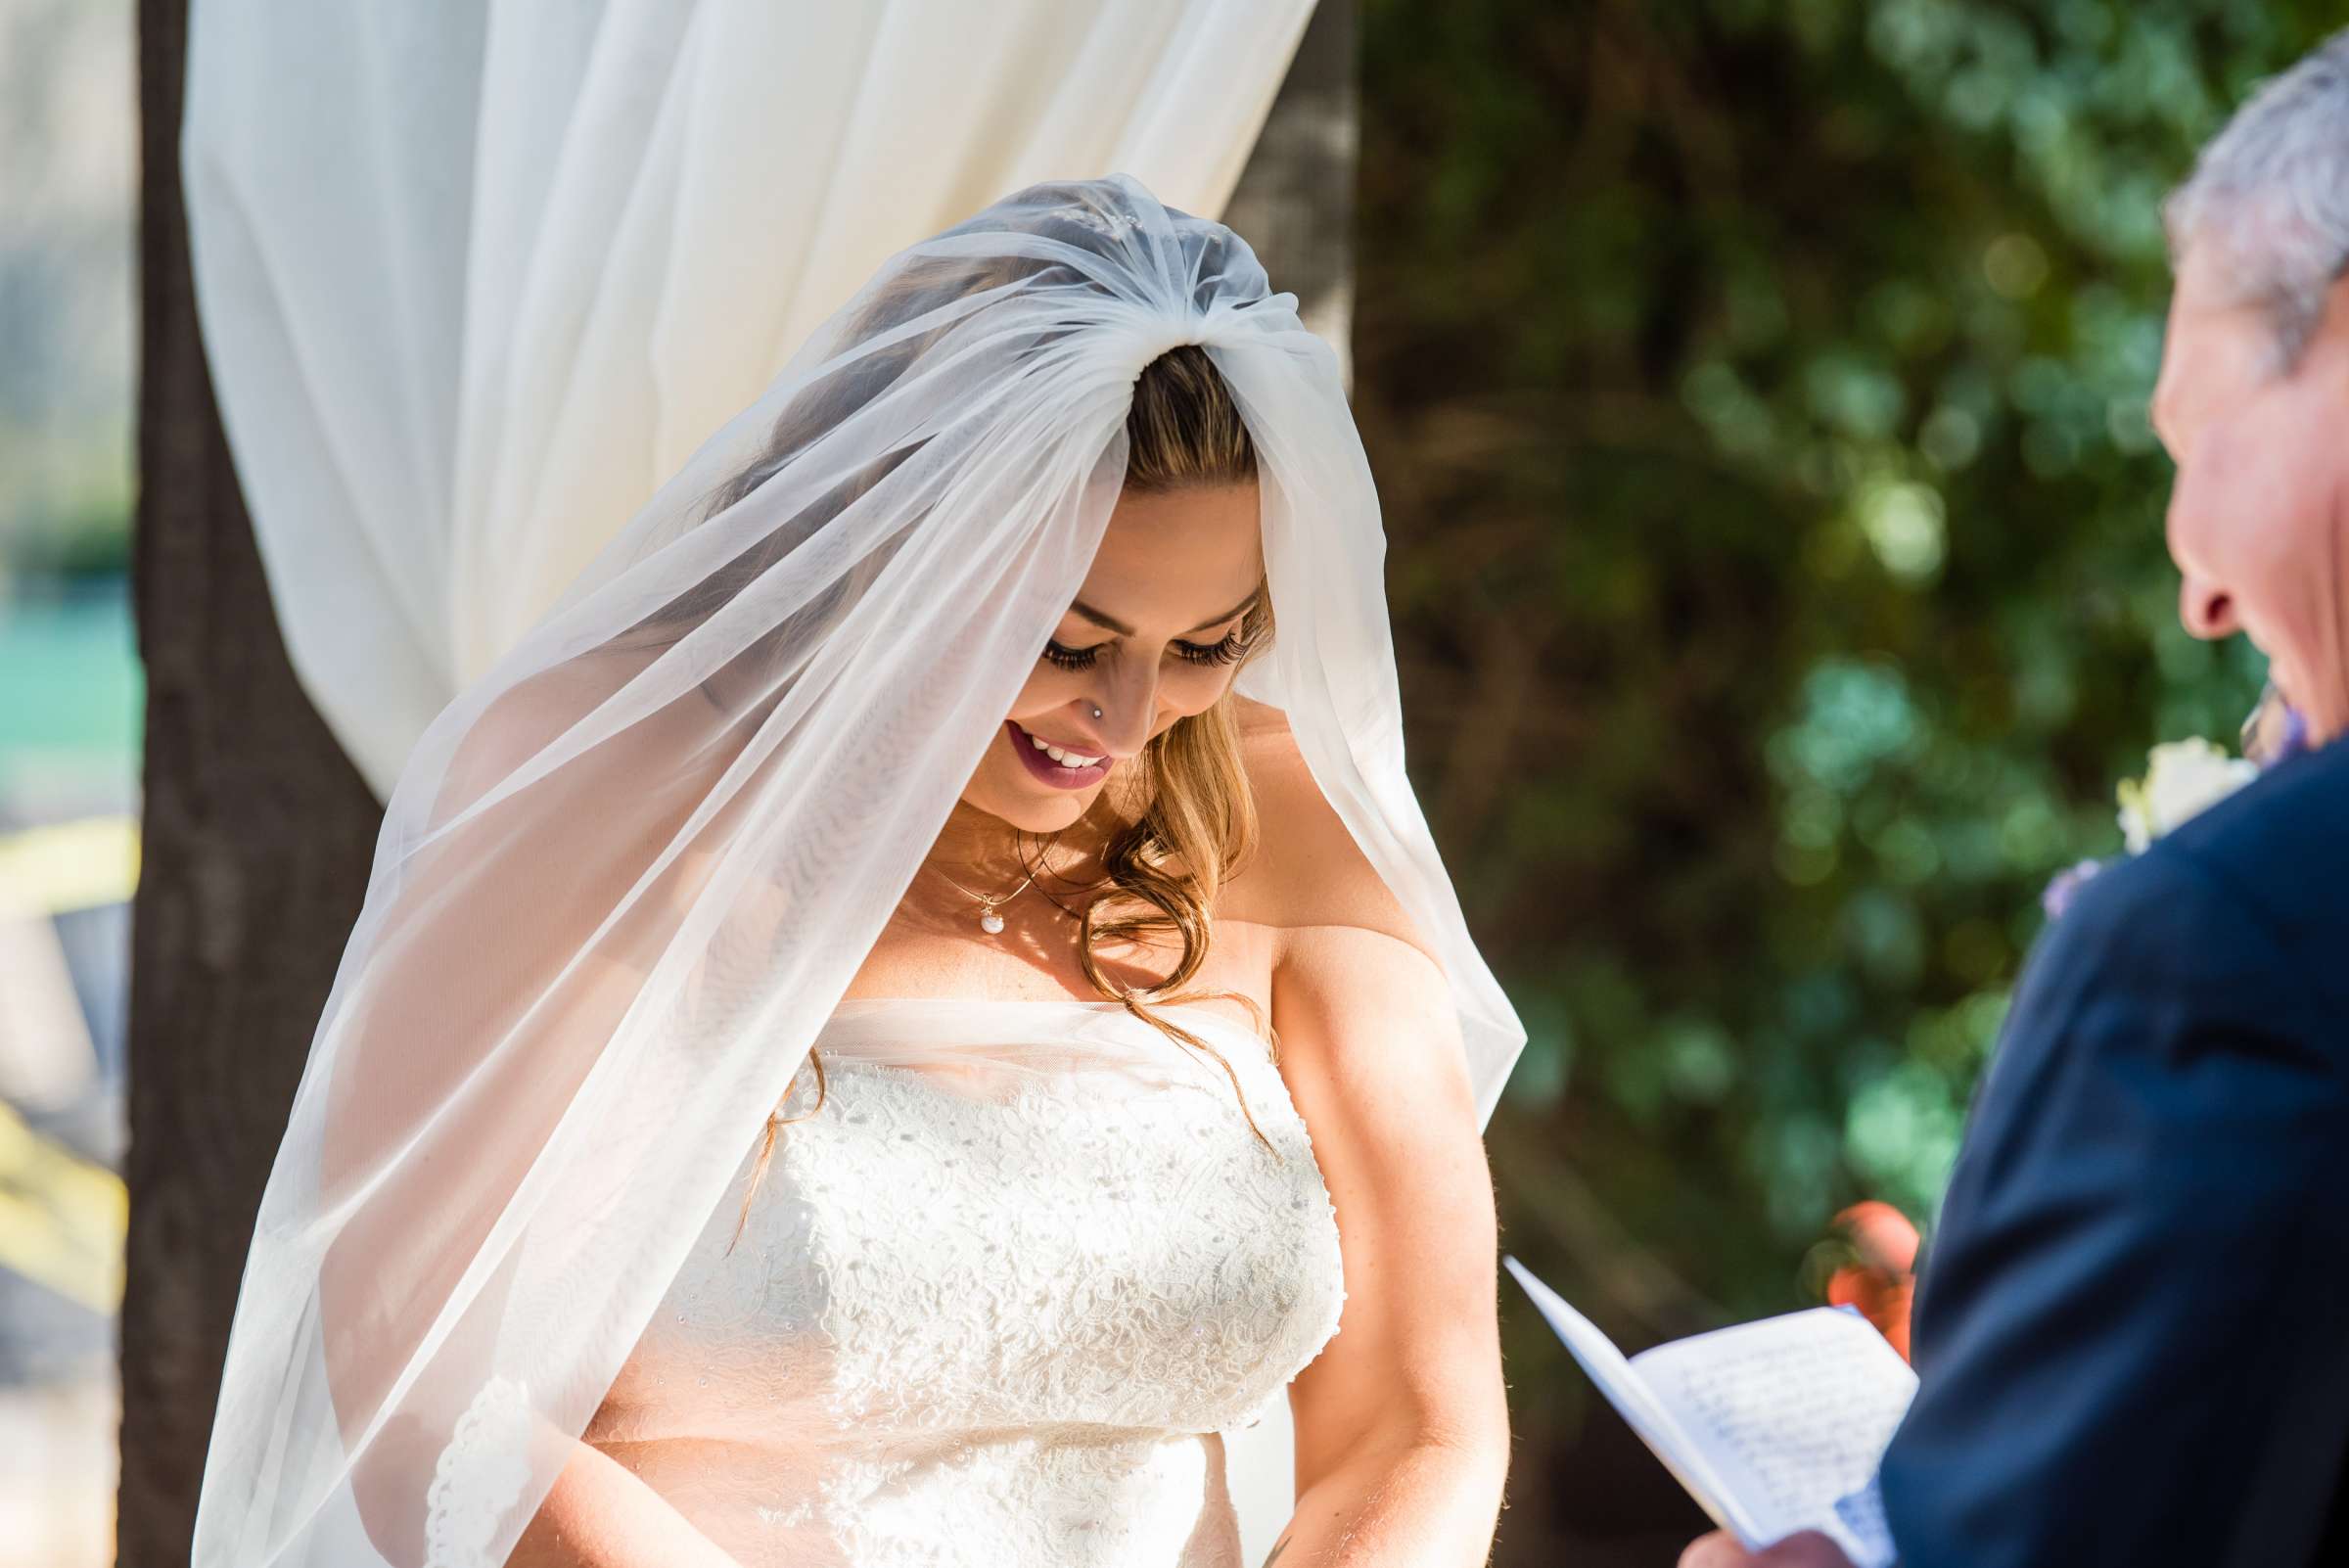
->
[1878,737,2349,1566]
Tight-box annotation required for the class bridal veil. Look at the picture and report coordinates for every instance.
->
[192,175,1525,1568]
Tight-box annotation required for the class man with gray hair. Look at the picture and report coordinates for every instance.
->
[1683,30,2349,1568]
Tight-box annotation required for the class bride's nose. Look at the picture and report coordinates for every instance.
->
[1083,669,1158,757]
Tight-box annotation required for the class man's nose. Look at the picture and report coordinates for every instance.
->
[2179,572,2241,640]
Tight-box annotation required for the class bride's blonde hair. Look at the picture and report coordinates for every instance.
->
[726,345,1282,1251]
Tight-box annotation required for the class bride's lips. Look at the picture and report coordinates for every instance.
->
[1006,719,1113,789]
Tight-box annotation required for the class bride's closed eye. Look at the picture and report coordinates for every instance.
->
[1042,625,1251,670]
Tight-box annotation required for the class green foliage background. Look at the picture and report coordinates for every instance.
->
[1351,1,2341,1553]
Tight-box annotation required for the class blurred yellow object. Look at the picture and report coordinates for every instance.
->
[0,816,140,917]
[0,1098,124,1314]
[0,817,132,1314]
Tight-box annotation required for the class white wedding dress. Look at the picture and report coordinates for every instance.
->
[585,996,1348,1567]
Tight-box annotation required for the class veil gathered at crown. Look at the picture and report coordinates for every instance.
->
[191,174,1525,1568]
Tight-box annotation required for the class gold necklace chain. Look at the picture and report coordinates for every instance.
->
[929,832,1066,935]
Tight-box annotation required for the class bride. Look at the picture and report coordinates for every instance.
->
[193,176,1525,1568]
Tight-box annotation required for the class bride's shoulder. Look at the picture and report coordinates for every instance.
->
[1223,696,1436,968]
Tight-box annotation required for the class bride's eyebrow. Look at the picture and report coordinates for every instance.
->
[1068,589,1261,638]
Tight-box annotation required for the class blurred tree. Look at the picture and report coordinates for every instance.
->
[1347,1,2339,1560]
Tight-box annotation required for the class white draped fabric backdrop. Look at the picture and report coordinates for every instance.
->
[182,0,1323,1556]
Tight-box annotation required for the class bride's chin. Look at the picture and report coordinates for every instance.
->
[962,775,1090,836]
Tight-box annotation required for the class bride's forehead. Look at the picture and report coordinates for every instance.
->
[1071,483,1264,621]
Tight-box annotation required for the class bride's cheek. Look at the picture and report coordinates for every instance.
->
[1164,669,1233,721]
[1005,665,1070,719]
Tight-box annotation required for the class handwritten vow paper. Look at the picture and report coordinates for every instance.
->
[1504,1255,1914,1568]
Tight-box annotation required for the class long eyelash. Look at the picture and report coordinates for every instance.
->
[1041,625,1253,672]
[1174,626,1252,667]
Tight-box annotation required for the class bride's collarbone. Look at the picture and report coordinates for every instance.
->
[843,901,1279,1019]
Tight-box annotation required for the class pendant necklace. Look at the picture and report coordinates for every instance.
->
[932,836,1062,936]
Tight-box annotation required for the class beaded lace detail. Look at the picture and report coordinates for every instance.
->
[585,998,1348,1567]
[1068,204,1144,240]
[421,1375,533,1568]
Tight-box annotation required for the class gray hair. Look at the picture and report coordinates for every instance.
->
[2164,26,2349,367]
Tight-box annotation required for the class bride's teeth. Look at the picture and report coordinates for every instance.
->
[1019,727,1101,767]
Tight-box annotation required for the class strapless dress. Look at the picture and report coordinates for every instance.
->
[590,996,1347,1567]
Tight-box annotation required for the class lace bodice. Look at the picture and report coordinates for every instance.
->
[586,996,1347,1566]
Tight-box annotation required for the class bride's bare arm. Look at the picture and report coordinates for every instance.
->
[314,670,745,1567]
[503,1440,741,1568]
[1269,923,1509,1565]
[1242,717,1510,1565]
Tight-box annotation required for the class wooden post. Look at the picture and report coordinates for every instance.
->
[119,3,383,1560]
[1225,0,1358,386]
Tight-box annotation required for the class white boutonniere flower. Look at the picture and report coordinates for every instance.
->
[2042,735,2262,920]
[2113,737,2260,854]
[2043,689,2307,922]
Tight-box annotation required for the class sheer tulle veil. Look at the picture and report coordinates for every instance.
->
[191,174,1526,1568]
